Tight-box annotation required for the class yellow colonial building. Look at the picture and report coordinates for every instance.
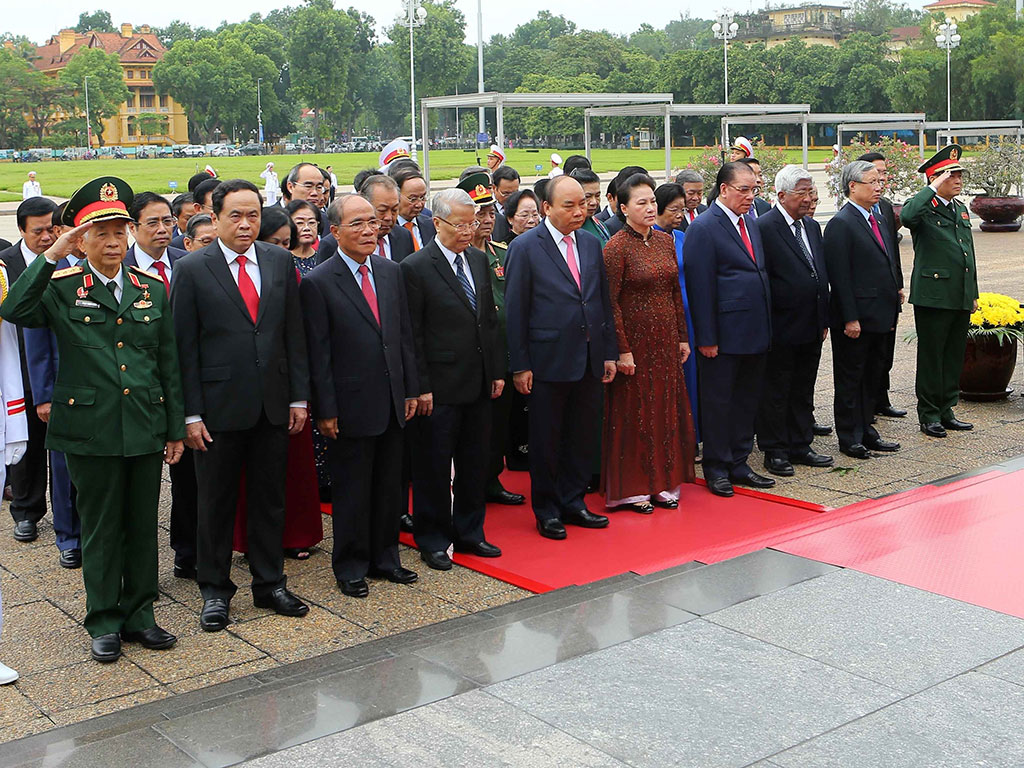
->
[922,0,995,22]
[30,23,188,147]
[736,4,852,48]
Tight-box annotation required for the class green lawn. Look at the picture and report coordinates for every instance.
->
[0,148,834,199]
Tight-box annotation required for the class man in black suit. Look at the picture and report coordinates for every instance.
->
[171,179,311,631]
[170,178,219,250]
[824,161,902,459]
[857,151,908,420]
[2,196,58,542]
[755,166,833,476]
[740,158,772,218]
[302,194,420,598]
[504,176,618,540]
[684,162,775,497]
[401,188,505,570]
[491,165,520,244]
[315,175,415,265]
[124,192,199,580]
[675,170,708,231]
[392,165,436,250]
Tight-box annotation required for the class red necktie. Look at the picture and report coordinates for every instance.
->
[689,209,696,222]
[868,214,888,255]
[378,238,386,258]
[737,217,756,263]
[404,221,420,250]
[151,260,170,297]
[358,264,380,325]
[235,254,259,323]
[562,235,581,290]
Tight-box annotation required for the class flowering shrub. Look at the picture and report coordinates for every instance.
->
[964,138,1024,198]
[970,292,1024,346]
[824,136,924,204]
[677,139,788,202]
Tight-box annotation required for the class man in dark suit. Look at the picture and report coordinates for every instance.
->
[124,192,199,580]
[392,165,436,250]
[2,196,58,542]
[171,179,311,631]
[491,165,520,244]
[684,162,774,497]
[675,170,708,231]
[302,194,419,598]
[170,178,219,250]
[824,161,902,459]
[505,176,618,539]
[740,158,772,218]
[602,166,648,238]
[755,166,833,476]
[857,152,908,420]
[401,188,505,570]
[315,175,415,266]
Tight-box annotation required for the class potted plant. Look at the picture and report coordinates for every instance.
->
[960,291,1024,401]
[966,137,1024,232]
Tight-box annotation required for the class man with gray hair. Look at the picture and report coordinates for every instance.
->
[316,174,415,265]
[400,188,505,571]
[754,165,833,476]
[674,169,707,230]
[823,161,902,459]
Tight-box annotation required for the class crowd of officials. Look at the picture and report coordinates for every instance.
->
[0,136,978,677]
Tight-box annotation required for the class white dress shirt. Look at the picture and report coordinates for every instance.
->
[375,234,392,261]
[22,180,41,199]
[777,205,812,256]
[20,239,39,269]
[133,246,173,283]
[217,239,261,295]
[339,251,376,294]
[543,218,581,276]
[845,200,874,223]
[436,240,475,293]
[91,265,124,303]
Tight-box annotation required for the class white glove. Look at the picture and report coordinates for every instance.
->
[5,441,27,466]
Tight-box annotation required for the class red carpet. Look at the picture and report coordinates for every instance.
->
[325,471,826,593]
[775,468,1024,619]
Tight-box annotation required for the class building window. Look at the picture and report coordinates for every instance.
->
[159,94,167,108]
[127,116,136,136]
[126,91,135,107]
[126,70,134,79]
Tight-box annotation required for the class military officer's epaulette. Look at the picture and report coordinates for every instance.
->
[128,264,163,282]
[0,259,5,268]
[52,265,83,279]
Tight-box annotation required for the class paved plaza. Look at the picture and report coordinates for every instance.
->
[1,193,1023,766]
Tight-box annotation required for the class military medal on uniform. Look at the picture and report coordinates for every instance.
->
[128,272,153,308]
[75,273,100,308]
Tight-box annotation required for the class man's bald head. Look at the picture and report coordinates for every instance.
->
[543,176,588,235]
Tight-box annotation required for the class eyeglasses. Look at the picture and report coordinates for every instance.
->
[663,205,686,215]
[855,180,884,188]
[402,194,428,203]
[436,216,480,233]
[726,184,756,195]
[339,218,382,231]
[139,216,176,229]
[295,181,325,192]
[513,211,540,221]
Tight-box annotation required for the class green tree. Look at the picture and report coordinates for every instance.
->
[0,48,33,148]
[288,0,357,148]
[23,70,69,145]
[75,10,114,33]
[849,0,924,34]
[149,21,213,48]
[58,48,129,146]
[664,13,714,51]
[135,113,167,143]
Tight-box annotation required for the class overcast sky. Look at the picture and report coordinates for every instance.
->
[11,0,929,46]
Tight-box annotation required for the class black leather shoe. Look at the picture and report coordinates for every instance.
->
[563,509,609,528]
[537,519,567,540]
[200,598,230,631]
[865,439,900,452]
[485,488,526,505]
[13,520,37,542]
[731,470,776,489]
[59,548,82,569]
[338,578,370,598]
[789,451,834,468]
[173,563,197,580]
[421,550,453,570]
[91,633,121,663]
[941,418,973,431]
[368,566,418,584]
[876,405,908,418]
[764,456,795,477]
[254,587,309,617]
[921,422,947,438]
[707,477,734,497]
[812,423,833,436]
[841,444,871,459]
[454,540,502,557]
[121,625,177,650]
[399,513,414,533]
[651,498,678,509]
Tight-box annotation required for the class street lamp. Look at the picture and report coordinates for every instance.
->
[935,18,961,141]
[398,0,428,161]
[477,0,485,143]
[83,75,92,149]
[257,77,264,145]
[711,12,739,106]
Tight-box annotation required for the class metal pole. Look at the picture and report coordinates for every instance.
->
[409,4,417,162]
[801,114,808,169]
[496,100,505,155]
[256,78,263,145]
[664,106,671,182]
[584,110,591,162]
[477,0,485,141]
[946,44,951,131]
[422,102,431,188]
[723,37,730,106]
[84,75,92,148]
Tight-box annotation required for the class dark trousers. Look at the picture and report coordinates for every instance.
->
[914,305,970,424]
[831,329,886,449]
[487,373,513,489]
[698,352,766,482]
[329,413,403,582]
[756,340,823,459]
[194,413,289,601]
[412,396,491,552]
[506,388,530,471]
[874,325,898,410]
[169,447,198,568]
[9,396,47,525]
[49,450,81,551]
[65,452,162,638]
[528,370,602,522]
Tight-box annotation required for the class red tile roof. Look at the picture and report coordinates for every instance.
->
[890,25,923,39]
[923,0,994,7]
[30,30,167,72]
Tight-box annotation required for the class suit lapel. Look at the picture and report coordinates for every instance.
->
[467,248,487,319]
[849,205,889,259]
[538,226,579,292]
[254,244,272,327]
[205,242,252,323]
[334,254,382,335]
[713,206,749,257]
[430,244,475,315]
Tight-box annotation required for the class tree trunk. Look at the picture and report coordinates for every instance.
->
[313,108,321,152]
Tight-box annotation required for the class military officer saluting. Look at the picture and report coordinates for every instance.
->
[0,177,185,663]
[900,145,979,438]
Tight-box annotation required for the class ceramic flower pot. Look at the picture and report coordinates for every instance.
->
[960,334,1017,401]
[968,196,1024,233]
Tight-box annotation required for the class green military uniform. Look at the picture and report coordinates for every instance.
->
[901,144,979,428]
[581,215,610,245]
[0,178,185,640]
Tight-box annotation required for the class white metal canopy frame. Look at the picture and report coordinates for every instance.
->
[584,103,810,180]
[418,92,674,185]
